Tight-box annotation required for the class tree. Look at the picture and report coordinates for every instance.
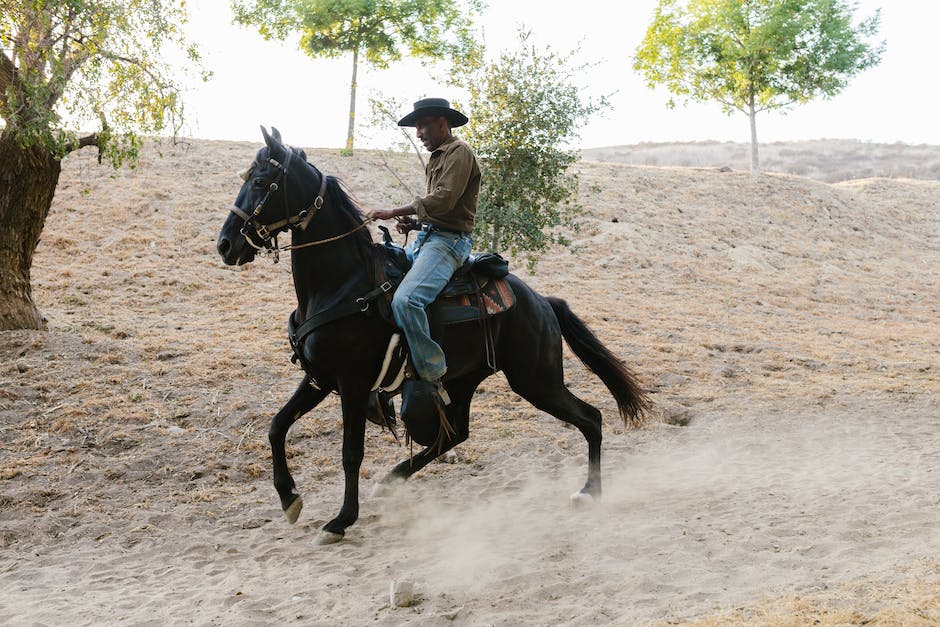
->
[633,0,883,175]
[0,0,204,330]
[232,0,480,153]
[451,31,607,268]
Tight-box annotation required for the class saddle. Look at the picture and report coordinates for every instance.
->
[375,226,516,328]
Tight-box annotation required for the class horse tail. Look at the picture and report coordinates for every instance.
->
[547,297,650,427]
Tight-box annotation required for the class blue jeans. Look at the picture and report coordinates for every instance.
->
[392,229,473,381]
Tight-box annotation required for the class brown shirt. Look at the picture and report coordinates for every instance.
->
[411,136,480,234]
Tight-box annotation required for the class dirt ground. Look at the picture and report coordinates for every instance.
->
[1,138,938,625]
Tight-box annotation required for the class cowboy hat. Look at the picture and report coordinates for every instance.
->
[397,97,468,128]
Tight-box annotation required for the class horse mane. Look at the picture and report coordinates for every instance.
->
[290,153,375,258]
[320,171,376,257]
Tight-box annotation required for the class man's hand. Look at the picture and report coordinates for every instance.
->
[395,215,417,234]
[367,204,416,227]
[366,208,397,221]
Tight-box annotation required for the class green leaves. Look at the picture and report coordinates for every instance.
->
[636,0,883,112]
[232,0,480,79]
[453,30,607,269]
[634,0,883,173]
[232,0,480,149]
[1,0,206,166]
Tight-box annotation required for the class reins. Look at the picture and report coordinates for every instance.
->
[278,217,376,251]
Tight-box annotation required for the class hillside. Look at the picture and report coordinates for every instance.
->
[1,138,938,624]
[582,139,940,183]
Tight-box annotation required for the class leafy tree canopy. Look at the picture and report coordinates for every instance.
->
[451,31,608,268]
[633,0,883,173]
[232,0,481,150]
[635,0,883,113]
[0,0,206,166]
[234,0,479,64]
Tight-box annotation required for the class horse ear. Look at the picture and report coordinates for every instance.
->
[271,127,283,143]
[260,125,285,159]
[261,125,274,147]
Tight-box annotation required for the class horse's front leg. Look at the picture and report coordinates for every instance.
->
[318,384,369,545]
[270,376,330,524]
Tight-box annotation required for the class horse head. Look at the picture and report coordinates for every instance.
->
[217,126,323,266]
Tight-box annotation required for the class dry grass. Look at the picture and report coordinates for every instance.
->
[0,138,937,624]
[680,561,940,626]
[582,139,940,183]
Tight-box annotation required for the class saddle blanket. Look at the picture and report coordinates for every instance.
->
[429,276,516,326]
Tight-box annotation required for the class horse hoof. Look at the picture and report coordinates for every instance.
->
[284,496,303,524]
[439,449,458,464]
[569,491,595,509]
[313,530,344,546]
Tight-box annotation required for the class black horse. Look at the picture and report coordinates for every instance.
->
[217,127,648,544]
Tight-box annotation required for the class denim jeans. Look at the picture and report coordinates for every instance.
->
[392,229,473,381]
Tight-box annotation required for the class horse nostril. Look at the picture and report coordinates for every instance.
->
[218,238,230,256]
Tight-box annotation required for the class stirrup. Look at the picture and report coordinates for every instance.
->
[400,379,454,448]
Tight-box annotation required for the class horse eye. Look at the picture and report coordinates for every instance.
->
[252,177,266,189]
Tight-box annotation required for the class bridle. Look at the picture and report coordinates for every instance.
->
[230,147,322,250]
[228,147,373,262]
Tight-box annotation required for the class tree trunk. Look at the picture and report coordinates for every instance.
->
[490,222,502,253]
[748,95,760,177]
[0,133,61,330]
[345,48,359,153]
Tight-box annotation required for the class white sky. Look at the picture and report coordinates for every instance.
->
[181,0,939,149]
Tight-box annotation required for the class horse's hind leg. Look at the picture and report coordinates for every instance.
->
[270,377,330,523]
[505,365,604,500]
[375,371,487,490]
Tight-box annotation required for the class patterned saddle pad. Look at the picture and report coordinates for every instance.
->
[429,275,516,326]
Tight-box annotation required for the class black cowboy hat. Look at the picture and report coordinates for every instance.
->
[397,97,468,128]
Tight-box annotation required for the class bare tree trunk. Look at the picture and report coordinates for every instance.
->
[346,48,359,153]
[0,133,60,330]
[749,94,760,177]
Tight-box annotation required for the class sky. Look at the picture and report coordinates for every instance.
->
[181,0,940,150]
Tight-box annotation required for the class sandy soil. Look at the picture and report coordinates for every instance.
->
[1,138,938,625]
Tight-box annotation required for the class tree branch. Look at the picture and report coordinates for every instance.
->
[373,150,418,197]
[106,52,171,90]
[756,98,798,113]
[673,75,745,113]
[44,47,90,110]
[76,133,99,148]
[66,132,104,163]
[0,50,17,96]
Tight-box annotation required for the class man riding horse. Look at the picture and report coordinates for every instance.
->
[217,121,647,542]
[367,98,481,409]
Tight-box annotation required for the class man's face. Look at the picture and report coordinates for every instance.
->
[415,116,449,151]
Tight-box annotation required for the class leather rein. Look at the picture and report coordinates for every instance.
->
[229,148,374,261]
